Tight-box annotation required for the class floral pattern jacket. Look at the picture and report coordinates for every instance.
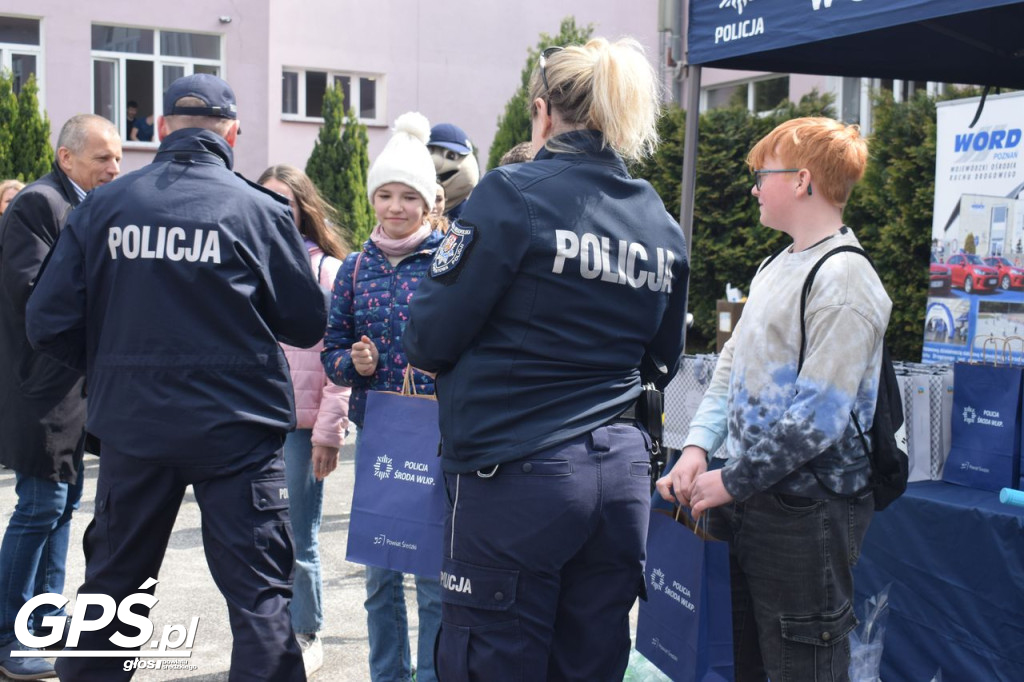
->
[321,232,442,427]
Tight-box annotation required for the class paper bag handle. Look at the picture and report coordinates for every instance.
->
[671,504,712,539]
[401,366,418,396]
[969,335,1004,365]
[1004,336,1024,366]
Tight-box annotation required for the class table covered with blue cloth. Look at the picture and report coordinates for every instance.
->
[854,480,1024,681]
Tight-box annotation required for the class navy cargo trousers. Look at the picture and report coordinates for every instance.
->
[436,423,652,682]
[54,449,303,682]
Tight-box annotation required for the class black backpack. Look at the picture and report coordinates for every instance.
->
[797,245,909,510]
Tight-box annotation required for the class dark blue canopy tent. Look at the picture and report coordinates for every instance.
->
[688,0,1024,87]
[678,0,1024,253]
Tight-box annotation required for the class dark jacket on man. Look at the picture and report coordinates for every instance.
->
[26,129,326,466]
[0,162,86,483]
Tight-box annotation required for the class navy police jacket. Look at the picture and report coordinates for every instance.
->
[26,128,326,464]
[404,130,689,474]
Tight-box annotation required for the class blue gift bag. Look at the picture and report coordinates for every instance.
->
[346,389,444,577]
[637,508,734,682]
[943,360,1023,492]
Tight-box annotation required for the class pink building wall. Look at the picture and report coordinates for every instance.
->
[5,0,663,179]
[0,1,272,176]
[264,0,664,176]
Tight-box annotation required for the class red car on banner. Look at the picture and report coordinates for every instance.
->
[945,254,999,294]
[929,258,952,294]
[982,256,1024,290]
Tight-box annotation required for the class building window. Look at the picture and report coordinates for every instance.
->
[91,24,223,143]
[705,82,746,110]
[752,77,789,112]
[0,16,42,96]
[305,71,328,118]
[878,78,928,103]
[282,71,299,115]
[281,68,384,125]
[703,76,790,115]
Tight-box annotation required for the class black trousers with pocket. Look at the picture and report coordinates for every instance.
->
[55,448,304,682]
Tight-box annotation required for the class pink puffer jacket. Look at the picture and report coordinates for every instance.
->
[282,245,350,447]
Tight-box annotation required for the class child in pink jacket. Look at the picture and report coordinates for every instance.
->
[260,164,350,678]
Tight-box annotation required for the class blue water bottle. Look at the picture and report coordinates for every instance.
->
[998,488,1024,507]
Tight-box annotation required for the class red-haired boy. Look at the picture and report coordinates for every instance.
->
[658,117,892,681]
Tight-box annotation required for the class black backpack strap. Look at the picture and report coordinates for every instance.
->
[798,245,871,370]
[757,244,789,276]
[798,244,907,506]
[798,244,873,455]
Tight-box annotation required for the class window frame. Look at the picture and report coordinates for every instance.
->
[280,67,386,126]
[90,24,224,147]
[0,15,44,104]
[701,74,790,116]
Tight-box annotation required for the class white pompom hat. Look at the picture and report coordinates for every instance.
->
[366,112,436,208]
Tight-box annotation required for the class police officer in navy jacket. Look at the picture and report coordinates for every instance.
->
[26,74,323,681]
[404,38,689,682]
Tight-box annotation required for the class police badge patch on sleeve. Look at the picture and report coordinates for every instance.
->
[430,221,475,278]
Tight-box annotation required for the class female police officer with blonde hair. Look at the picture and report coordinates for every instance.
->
[404,37,689,682]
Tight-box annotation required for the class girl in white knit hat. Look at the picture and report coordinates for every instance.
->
[322,112,443,682]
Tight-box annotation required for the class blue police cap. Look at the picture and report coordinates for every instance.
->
[429,123,472,155]
[163,74,238,119]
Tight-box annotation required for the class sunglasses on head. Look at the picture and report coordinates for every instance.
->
[539,46,564,99]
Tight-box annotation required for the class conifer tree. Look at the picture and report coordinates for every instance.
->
[844,91,937,361]
[0,71,18,180]
[486,17,593,169]
[11,74,52,181]
[305,85,373,248]
[964,233,976,255]
[339,105,375,247]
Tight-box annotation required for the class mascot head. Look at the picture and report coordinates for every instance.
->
[429,123,480,216]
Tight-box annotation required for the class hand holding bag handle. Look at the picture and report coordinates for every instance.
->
[671,503,718,542]
[638,502,734,681]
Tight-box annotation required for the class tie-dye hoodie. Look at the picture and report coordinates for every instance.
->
[686,227,892,501]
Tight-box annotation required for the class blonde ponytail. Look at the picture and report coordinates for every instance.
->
[528,37,662,162]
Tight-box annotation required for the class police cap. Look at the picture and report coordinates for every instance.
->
[164,74,238,119]
[428,123,472,155]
